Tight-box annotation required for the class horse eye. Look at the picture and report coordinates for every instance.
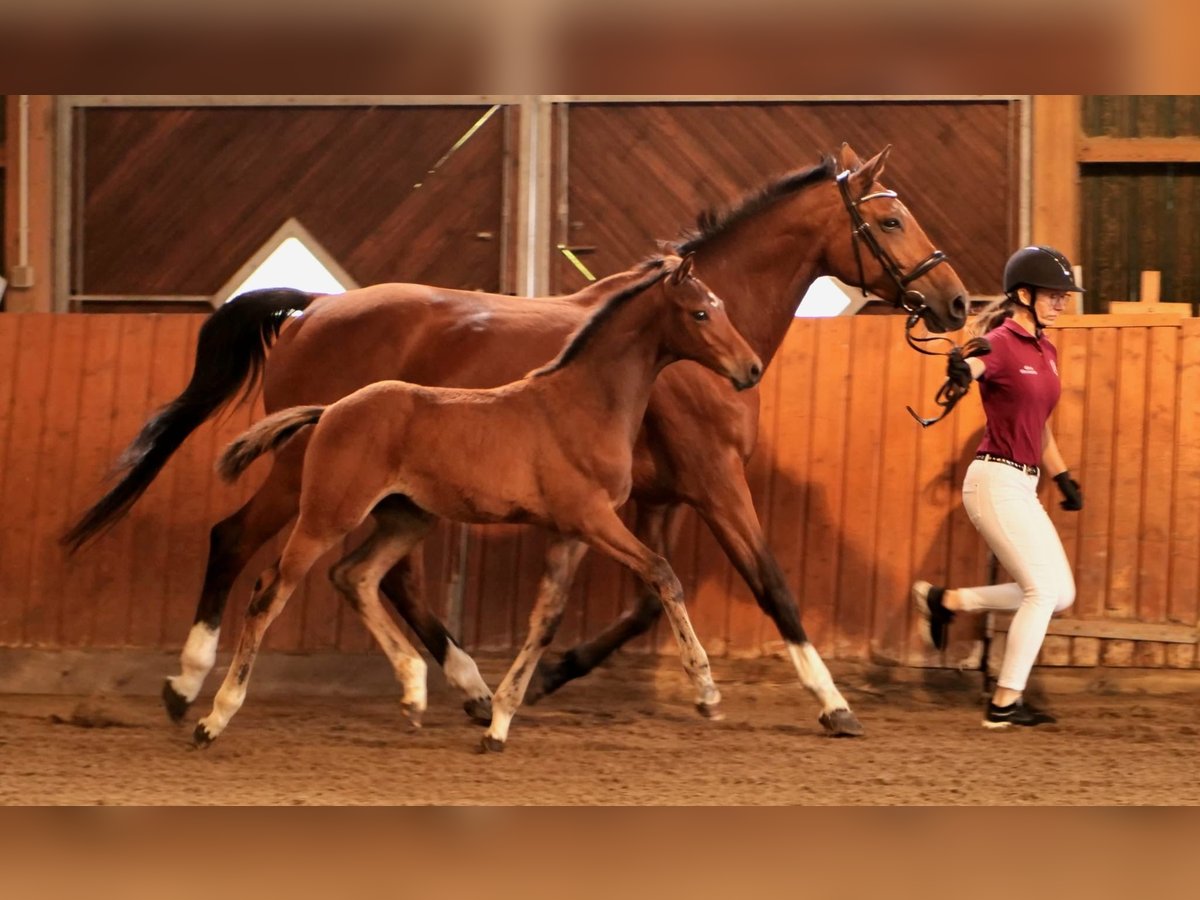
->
[881,217,902,231]
[691,310,709,321]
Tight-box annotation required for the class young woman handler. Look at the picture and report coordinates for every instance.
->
[913,245,1084,729]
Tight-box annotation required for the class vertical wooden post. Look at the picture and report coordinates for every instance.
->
[1140,270,1161,303]
[2,95,55,313]
[1031,95,1081,263]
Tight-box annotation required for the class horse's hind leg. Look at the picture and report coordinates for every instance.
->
[379,550,493,724]
[529,502,676,702]
[581,508,722,719]
[481,537,588,752]
[164,438,305,722]
[329,497,436,726]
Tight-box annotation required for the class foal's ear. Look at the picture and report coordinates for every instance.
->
[671,252,695,285]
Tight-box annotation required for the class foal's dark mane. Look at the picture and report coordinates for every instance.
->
[674,155,838,256]
[533,257,671,377]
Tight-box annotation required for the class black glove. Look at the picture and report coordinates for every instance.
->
[946,351,973,389]
[1054,471,1083,511]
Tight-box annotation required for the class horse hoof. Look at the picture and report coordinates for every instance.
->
[478,735,506,754]
[162,680,190,724]
[696,701,725,721]
[819,708,865,737]
[191,723,216,748]
[463,697,493,726]
[402,703,423,729]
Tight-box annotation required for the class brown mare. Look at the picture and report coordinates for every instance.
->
[198,255,761,750]
[65,144,968,738]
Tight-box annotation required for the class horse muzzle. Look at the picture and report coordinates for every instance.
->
[730,358,763,391]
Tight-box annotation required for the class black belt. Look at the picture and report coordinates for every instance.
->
[975,452,1039,477]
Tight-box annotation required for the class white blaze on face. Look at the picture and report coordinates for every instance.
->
[706,290,723,309]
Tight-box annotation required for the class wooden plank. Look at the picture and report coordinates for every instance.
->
[1039,635,1072,666]
[1106,328,1147,620]
[1078,135,1200,163]
[1138,327,1177,629]
[1046,327,1087,577]
[869,320,924,664]
[1169,319,1200,636]
[1072,636,1101,666]
[91,316,157,647]
[993,615,1197,643]
[905,338,959,666]
[60,317,123,647]
[0,316,54,643]
[1076,328,1117,621]
[1107,301,1193,316]
[834,318,889,660]
[800,317,853,656]
[1052,314,1187,328]
[24,315,88,645]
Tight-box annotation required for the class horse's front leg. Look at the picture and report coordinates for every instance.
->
[480,537,589,752]
[691,457,863,737]
[164,439,304,723]
[527,501,676,702]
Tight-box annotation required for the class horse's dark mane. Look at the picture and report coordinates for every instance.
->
[533,258,671,377]
[674,156,838,255]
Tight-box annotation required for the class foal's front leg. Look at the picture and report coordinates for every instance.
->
[583,508,722,718]
[480,537,588,752]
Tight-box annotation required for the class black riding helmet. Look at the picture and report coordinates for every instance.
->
[1002,245,1083,336]
[1003,245,1085,295]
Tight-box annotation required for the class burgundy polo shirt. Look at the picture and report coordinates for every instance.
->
[975,318,1061,468]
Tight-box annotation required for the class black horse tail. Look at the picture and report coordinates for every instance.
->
[216,406,325,483]
[61,288,317,552]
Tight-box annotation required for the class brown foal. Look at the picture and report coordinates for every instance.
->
[198,255,762,750]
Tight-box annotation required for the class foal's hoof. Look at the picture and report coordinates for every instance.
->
[478,735,506,754]
[818,708,865,737]
[191,723,216,749]
[162,680,191,724]
[462,696,493,726]
[695,701,725,721]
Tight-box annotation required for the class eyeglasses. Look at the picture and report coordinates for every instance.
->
[1042,291,1070,309]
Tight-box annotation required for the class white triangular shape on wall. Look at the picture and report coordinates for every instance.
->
[211,218,359,308]
[794,276,874,318]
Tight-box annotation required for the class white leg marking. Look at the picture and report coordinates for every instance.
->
[787,642,849,714]
[444,643,492,701]
[169,623,219,702]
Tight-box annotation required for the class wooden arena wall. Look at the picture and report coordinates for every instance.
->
[1,312,1196,673]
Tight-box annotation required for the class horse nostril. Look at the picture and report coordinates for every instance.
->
[749,363,762,382]
[953,296,967,321]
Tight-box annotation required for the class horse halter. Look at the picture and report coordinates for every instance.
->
[834,169,986,427]
[835,169,948,323]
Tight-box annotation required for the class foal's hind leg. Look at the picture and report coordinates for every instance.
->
[529,502,675,702]
[164,438,305,722]
[481,537,588,752]
[329,497,436,726]
[582,508,722,718]
[379,550,493,724]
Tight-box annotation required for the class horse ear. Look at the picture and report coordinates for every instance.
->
[672,252,695,284]
[837,142,863,172]
[859,144,892,184]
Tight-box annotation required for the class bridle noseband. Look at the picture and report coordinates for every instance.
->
[835,168,986,427]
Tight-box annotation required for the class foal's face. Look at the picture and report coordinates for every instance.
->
[662,255,763,391]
